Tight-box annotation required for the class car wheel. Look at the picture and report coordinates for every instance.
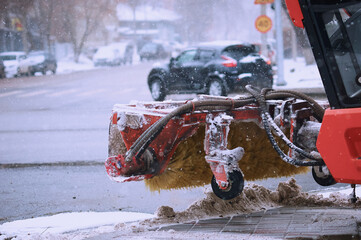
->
[0,68,5,78]
[16,68,22,77]
[207,79,226,96]
[150,78,166,101]
[27,67,35,76]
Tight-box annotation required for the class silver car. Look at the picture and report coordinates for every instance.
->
[0,51,26,78]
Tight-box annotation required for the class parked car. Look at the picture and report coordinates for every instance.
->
[147,41,273,101]
[0,51,26,77]
[139,42,169,61]
[0,59,5,78]
[93,42,134,66]
[18,51,57,76]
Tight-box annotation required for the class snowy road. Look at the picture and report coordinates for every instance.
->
[0,62,154,165]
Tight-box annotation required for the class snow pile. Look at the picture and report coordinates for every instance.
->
[141,178,359,228]
[57,55,94,74]
[151,184,277,224]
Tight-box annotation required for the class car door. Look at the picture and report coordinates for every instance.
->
[192,49,215,89]
[169,49,197,90]
[18,55,30,73]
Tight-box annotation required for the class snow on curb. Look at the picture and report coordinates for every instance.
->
[318,186,361,198]
[0,212,154,239]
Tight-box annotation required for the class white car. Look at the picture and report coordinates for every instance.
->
[93,42,134,66]
[0,51,26,78]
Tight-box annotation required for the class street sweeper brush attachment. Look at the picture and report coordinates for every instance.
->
[106,87,328,200]
[144,121,308,192]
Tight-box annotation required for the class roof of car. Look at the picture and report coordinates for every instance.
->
[0,51,26,56]
[28,51,47,55]
[193,41,255,51]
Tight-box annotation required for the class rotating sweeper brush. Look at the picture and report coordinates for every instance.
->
[106,86,332,200]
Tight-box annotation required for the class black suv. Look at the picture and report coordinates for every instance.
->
[147,42,273,101]
[139,42,169,61]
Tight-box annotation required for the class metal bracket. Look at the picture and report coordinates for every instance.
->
[204,113,244,189]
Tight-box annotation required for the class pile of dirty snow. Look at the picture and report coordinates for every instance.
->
[140,178,360,228]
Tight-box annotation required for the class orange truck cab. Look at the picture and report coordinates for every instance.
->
[286,0,361,184]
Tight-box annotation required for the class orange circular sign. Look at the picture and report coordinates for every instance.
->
[255,15,272,33]
[254,0,274,4]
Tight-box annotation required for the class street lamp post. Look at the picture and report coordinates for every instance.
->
[275,0,287,86]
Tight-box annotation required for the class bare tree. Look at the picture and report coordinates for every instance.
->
[127,0,142,35]
[175,0,215,43]
[32,0,55,53]
[60,0,111,62]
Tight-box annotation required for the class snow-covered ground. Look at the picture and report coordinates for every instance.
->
[0,58,342,240]
[56,53,142,75]
[0,212,154,240]
[0,179,359,240]
[56,55,95,75]
[278,58,323,89]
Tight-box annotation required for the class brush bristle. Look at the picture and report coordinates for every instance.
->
[145,121,308,191]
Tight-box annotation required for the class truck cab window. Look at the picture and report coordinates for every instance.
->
[323,4,361,99]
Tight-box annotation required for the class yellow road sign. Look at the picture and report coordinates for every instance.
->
[254,0,274,4]
[11,18,23,31]
[255,15,272,33]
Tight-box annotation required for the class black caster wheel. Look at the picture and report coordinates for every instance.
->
[211,170,244,200]
[312,166,336,186]
[350,196,357,204]
[349,184,358,204]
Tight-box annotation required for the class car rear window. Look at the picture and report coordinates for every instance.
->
[142,43,157,52]
[0,55,16,61]
[222,45,257,59]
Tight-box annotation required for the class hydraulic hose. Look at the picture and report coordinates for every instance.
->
[125,98,255,162]
[245,85,324,166]
[124,87,326,166]
[265,90,325,122]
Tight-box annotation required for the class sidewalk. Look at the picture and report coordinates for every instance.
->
[154,207,360,239]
